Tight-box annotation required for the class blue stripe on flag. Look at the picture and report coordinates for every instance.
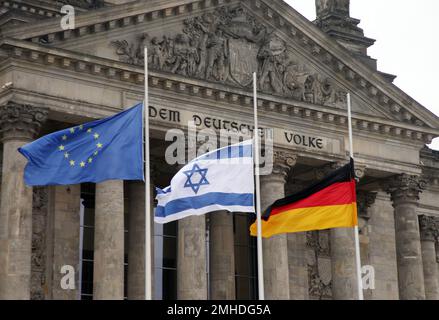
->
[155,192,254,217]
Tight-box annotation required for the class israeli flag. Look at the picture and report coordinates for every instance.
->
[155,140,255,224]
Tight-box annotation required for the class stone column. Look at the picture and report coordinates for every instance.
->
[368,192,399,300]
[386,174,426,300]
[330,165,367,300]
[209,211,235,300]
[93,180,124,300]
[127,181,145,300]
[0,102,47,300]
[127,180,156,300]
[356,191,377,300]
[177,215,207,299]
[285,181,308,300]
[177,138,207,300]
[419,215,439,300]
[330,228,357,300]
[261,151,296,300]
[49,185,81,300]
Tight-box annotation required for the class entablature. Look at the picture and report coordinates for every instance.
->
[3,0,438,132]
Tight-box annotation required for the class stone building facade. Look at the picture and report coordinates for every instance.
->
[0,0,439,300]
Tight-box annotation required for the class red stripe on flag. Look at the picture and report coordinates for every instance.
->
[271,180,356,217]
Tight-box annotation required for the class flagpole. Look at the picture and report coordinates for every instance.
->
[347,93,364,301]
[253,72,265,300]
[144,47,152,300]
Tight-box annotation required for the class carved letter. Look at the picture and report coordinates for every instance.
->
[149,105,157,118]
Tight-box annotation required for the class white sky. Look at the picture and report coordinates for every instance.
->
[284,0,439,150]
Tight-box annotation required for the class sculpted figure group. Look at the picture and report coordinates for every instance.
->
[111,5,347,107]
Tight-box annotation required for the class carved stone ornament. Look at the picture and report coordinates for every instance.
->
[418,215,438,242]
[307,231,332,299]
[31,187,49,300]
[316,0,350,17]
[111,5,347,106]
[385,174,426,204]
[272,151,297,177]
[0,102,48,141]
[314,162,344,180]
[356,191,377,220]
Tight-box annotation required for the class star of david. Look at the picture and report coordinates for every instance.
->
[183,164,209,194]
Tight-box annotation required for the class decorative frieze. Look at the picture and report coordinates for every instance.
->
[31,187,49,300]
[1,38,436,144]
[306,230,332,300]
[6,0,428,128]
[111,5,348,109]
[419,215,438,242]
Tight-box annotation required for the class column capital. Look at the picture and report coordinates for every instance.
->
[266,151,297,182]
[419,215,438,242]
[315,161,365,181]
[0,102,48,142]
[261,151,297,190]
[384,174,426,204]
[274,150,297,169]
[314,162,343,180]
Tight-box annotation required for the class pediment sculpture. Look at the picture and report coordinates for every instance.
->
[111,5,347,107]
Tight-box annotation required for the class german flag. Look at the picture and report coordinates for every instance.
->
[250,158,358,238]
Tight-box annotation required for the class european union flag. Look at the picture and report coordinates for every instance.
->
[19,103,144,186]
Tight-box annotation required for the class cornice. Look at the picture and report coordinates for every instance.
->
[2,0,439,132]
[0,0,69,20]
[255,0,439,129]
[1,36,437,147]
[0,0,204,40]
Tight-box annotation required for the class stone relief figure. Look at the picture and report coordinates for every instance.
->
[187,39,200,77]
[206,29,228,81]
[111,4,347,107]
[149,37,166,70]
[307,75,336,105]
[318,76,337,104]
[162,36,175,69]
[111,39,137,64]
[134,33,151,66]
[171,34,191,76]
[258,37,286,94]
[284,64,312,101]
[190,13,220,77]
